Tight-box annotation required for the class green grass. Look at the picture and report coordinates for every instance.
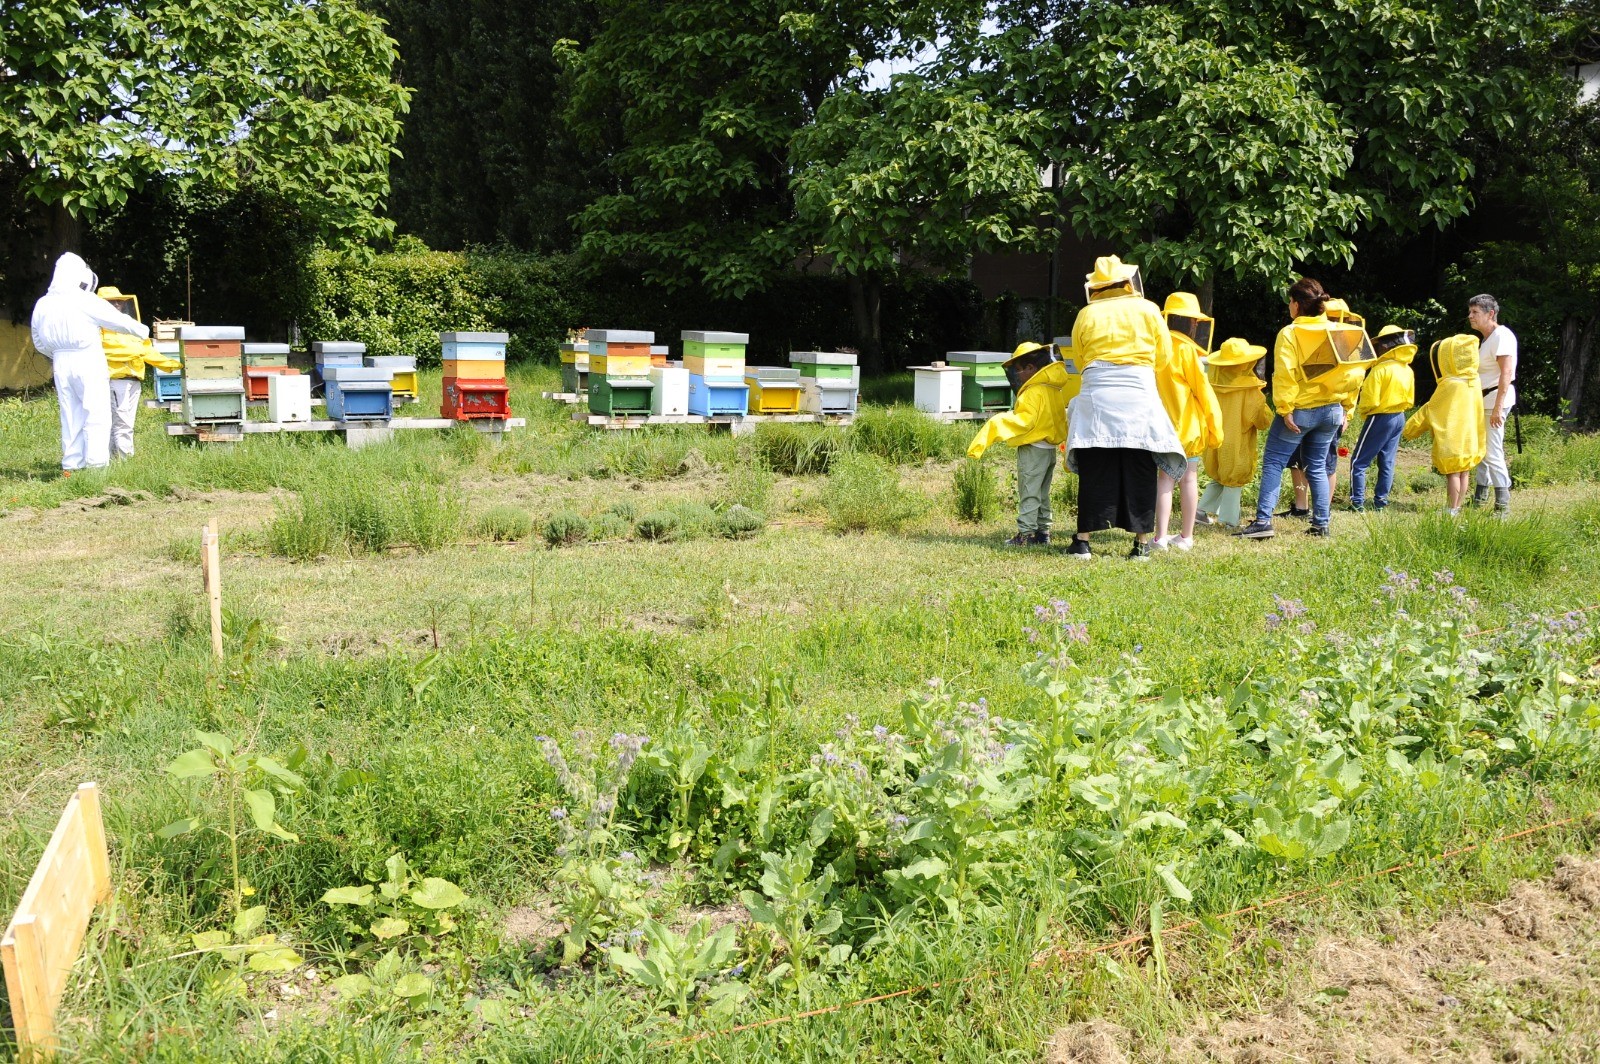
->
[3,380,1600,1061]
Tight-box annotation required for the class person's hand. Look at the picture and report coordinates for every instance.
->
[1284,411,1301,434]
[1490,409,1506,429]
[1339,415,1348,434]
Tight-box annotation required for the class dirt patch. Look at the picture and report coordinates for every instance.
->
[1150,854,1600,1062]
[56,486,154,512]
[503,903,564,946]
[1046,1020,1131,1064]
[672,901,749,938]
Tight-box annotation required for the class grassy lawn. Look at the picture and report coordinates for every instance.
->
[3,367,1600,1061]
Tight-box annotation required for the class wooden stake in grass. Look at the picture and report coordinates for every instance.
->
[202,518,223,659]
[2,783,112,1058]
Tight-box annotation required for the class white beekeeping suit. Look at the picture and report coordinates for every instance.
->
[30,253,149,471]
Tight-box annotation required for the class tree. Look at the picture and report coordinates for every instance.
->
[959,0,1566,305]
[791,77,1052,365]
[376,0,599,252]
[0,0,409,311]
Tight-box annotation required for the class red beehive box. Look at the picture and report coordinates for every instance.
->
[442,377,511,420]
[244,365,300,401]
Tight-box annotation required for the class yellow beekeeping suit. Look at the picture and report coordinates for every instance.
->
[1403,334,1487,474]
[1202,338,1273,487]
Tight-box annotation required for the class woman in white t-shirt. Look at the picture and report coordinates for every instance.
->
[1466,294,1517,514]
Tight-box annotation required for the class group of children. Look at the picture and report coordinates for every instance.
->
[969,282,1502,553]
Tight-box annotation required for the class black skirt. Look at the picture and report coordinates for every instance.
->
[1075,448,1158,534]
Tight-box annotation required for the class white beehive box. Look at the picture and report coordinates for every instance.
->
[268,372,313,423]
[649,366,690,416]
[911,366,964,414]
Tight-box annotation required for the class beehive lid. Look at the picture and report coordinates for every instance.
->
[945,350,1008,364]
[334,380,393,392]
[366,355,416,369]
[682,330,749,345]
[789,351,857,365]
[909,365,964,374]
[587,329,653,344]
[650,345,669,355]
[802,377,857,390]
[559,341,589,353]
[747,366,801,382]
[180,325,246,341]
[242,342,291,355]
[325,366,393,382]
[439,331,510,344]
[312,341,366,355]
[183,379,245,395]
[1052,336,1073,348]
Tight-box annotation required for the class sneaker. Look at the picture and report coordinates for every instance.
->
[1032,531,1051,547]
[1004,532,1040,547]
[1169,536,1194,551]
[1151,536,1171,551]
[1348,503,1365,514]
[1194,512,1215,526]
[1128,540,1153,560]
[1274,505,1310,520]
[1234,519,1276,539]
[1066,538,1092,560]
[1304,524,1330,537]
[1472,486,1490,507]
[1447,507,1461,517]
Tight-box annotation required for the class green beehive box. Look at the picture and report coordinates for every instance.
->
[589,377,654,417]
[682,330,749,361]
[185,355,245,380]
[243,343,291,368]
[182,382,246,423]
[961,375,1012,411]
[790,350,858,380]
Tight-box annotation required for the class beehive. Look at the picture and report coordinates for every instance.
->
[443,378,512,420]
[559,341,590,393]
[589,329,654,378]
[688,375,749,417]
[179,325,244,363]
[268,373,313,423]
[242,342,290,368]
[181,378,246,425]
[649,365,690,416]
[911,365,964,414]
[744,366,802,414]
[650,345,669,368]
[789,350,858,380]
[244,365,299,402]
[683,330,748,378]
[799,377,858,415]
[151,340,182,401]
[946,351,1013,411]
[366,355,418,400]
[323,365,394,421]
[588,377,654,417]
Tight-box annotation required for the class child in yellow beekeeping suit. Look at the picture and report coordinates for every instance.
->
[968,342,1071,546]
[1198,338,1273,528]
[1152,292,1224,551]
[1348,325,1417,512]
[1403,334,1487,515]
[98,286,178,459]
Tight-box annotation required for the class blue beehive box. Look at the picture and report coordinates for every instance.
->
[439,330,509,361]
[152,368,183,402]
[324,365,393,421]
[687,374,749,417]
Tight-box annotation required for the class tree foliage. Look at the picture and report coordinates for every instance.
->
[946,0,1567,291]
[0,0,409,243]
[376,0,598,252]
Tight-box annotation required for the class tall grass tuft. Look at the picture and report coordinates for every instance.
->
[753,423,842,475]
[848,405,969,465]
[477,505,534,542]
[1366,509,1563,578]
[952,459,1000,522]
[823,453,928,532]
[266,468,464,559]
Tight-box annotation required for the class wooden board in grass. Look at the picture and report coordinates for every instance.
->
[2,782,112,1057]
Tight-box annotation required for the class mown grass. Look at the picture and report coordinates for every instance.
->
[3,382,1600,1061]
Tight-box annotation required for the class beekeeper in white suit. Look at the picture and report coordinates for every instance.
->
[30,253,149,473]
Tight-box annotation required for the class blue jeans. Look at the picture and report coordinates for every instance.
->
[1348,412,1404,508]
[1255,403,1344,527]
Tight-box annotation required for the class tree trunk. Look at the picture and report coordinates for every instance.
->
[848,273,883,375]
[1197,274,1215,316]
[1557,311,1597,427]
[2,195,82,321]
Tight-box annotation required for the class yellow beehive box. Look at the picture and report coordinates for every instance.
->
[442,359,506,380]
[686,355,745,377]
[745,376,802,413]
[593,352,652,377]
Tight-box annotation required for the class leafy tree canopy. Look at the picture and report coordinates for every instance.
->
[0,0,409,243]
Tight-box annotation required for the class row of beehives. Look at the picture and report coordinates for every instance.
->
[153,331,511,427]
[561,330,860,418]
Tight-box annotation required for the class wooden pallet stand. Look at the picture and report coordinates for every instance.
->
[573,410,853,434]
[2,783,112,1058]
[540,391,586,405]
[919,410,991,422]
[165,417,526,449]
